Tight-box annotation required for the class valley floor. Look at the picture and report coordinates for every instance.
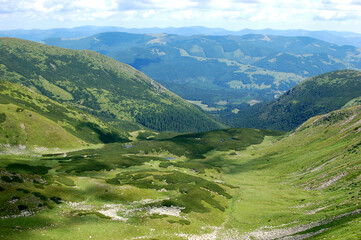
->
[1,107,361,239]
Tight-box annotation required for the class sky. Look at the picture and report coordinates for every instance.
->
[0,0,361,33]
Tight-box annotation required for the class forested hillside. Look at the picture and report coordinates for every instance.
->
[225,70,361,131]
[0,37,224,133]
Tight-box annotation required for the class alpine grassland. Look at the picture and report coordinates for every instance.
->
[0,80,130,153]
[0,105,360,239]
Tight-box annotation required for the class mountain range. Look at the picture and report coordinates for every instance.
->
[42,32,361,119]
[2,26,361,125]
[1,25,361,47]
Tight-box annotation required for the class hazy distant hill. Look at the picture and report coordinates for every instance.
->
[0,38,224,133]
[43,32,361,116]
[1,26,361,47]
[226,70,361,131]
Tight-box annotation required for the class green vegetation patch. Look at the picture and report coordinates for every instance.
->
[107,171,230,213]
[167,219,191,225]
[55,151,166,173]
[0,112,6,123]
[75,211,112,220]
[89,128,283,160]
[313,110,351,126]
[16,188,30,194]
[6,163,51,175]
[56,176,75,186]
[1,175,23,183]
[33,192,48,201]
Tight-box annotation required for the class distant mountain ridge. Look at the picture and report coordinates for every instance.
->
[0,37,224,133]
[1,25,361,47]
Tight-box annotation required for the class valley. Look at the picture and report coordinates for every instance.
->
[0,105,360,239]
[0,34,360,240]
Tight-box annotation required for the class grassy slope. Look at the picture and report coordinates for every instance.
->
[343,96,361,108]
[0,106,360,239]
[230,70,361,131]
[0,37,224,133]
[0,81,129,147]
[0,103,86,152]
[221,105,361,239]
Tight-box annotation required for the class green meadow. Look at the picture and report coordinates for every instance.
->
[0,106,360,239]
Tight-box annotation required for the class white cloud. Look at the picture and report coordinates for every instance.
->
[78,0,119,11]
[0,0,360,32]
[314,10,357,21]
[141,9,155,18]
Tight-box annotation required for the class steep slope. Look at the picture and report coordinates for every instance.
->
[0,81,130,152]
[342,96,361,108]
[225,105,361,239]
[0,104,86,152]
[0,38,224,132]
[44,32,361,114]
[228,70,361,131]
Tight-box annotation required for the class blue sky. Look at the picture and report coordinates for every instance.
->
[0,0,360,33]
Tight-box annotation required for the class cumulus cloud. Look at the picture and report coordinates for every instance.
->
[0,0,358,14]
[314,11,357,21]
[351,0,361,5]
[0,0,360,32]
